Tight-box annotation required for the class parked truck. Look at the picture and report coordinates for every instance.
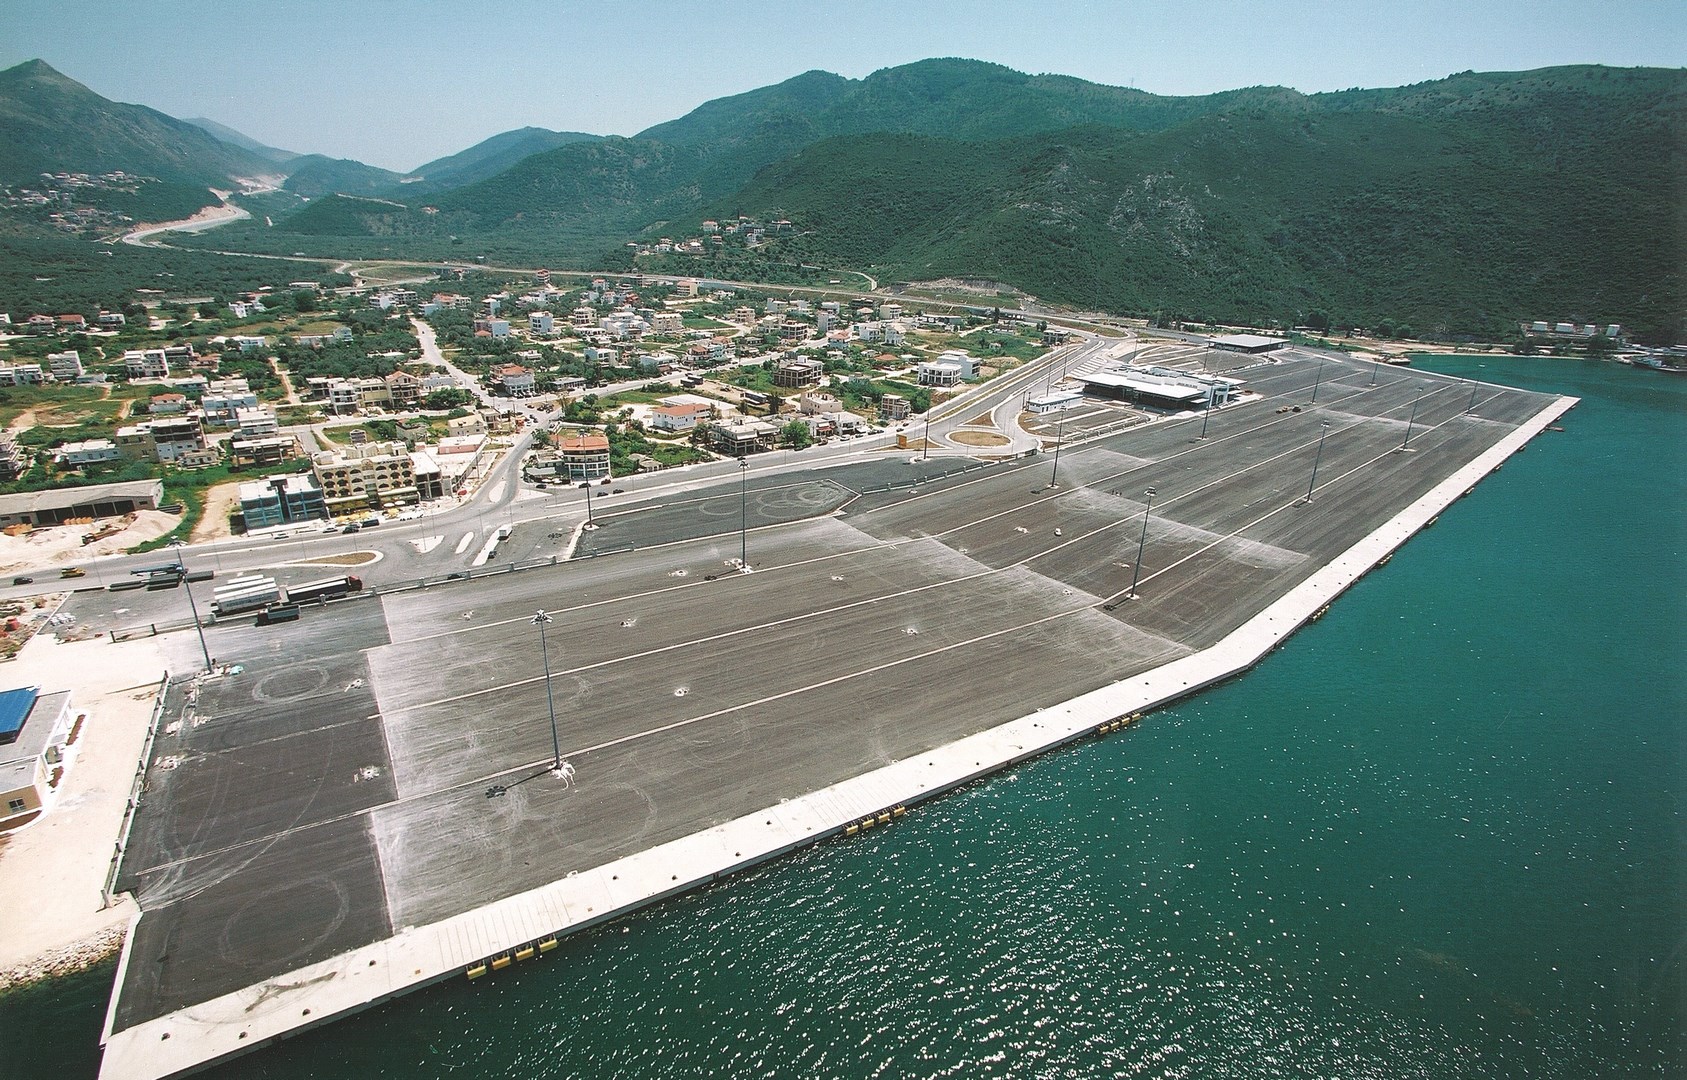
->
[211,576,281,616]
[282,575,362,605]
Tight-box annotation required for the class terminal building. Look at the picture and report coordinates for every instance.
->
[1076,365,1244,410]
[1207,333,1289,354]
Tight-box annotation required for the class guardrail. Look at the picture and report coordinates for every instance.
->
[103,670,170,909]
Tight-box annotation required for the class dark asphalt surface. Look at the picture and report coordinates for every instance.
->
[104,350,1560,1032]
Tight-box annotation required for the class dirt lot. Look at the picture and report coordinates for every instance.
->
[190,481,243,543]
[0,510,181,575]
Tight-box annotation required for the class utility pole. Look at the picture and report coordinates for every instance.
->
[1305,421,1331,503]
[168,541,213,672]
[1127,487,1157,600]
[532,610,564,776]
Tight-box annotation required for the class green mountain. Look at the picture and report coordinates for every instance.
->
[195,58,1687,341]
[401,127,601,194]
[711,66,1683,339]
[281,154,407,197]
[0,59,276,218]
[183,116,300,165]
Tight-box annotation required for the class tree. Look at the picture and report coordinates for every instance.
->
[780,419,813,449]
[424,388,474,410]
[294,290,317,313]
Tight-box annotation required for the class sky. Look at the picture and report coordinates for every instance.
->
[2,0,1683,172]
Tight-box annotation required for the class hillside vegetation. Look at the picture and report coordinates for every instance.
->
[8,56,1682,343]
[0,60,273,198]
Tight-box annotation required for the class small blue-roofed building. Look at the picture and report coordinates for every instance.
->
[0,686,76,833]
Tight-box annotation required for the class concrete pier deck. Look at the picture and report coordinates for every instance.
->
[94,353,1575,1079]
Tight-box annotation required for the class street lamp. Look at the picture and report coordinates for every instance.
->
[1309,359,1324,404]
[1466,379,1480,414]
[1304,420,1331,503]
[531,610,565,776]
[1049,408,1066,487]
[1127,487,1157,600]
[921,407,932,461]
[1401,384,1426,450]
[1369,359,1380,387]
[738,456,750,571]
[1199,391,1213,439]
[583,479,594,528]
[168,540,212,672]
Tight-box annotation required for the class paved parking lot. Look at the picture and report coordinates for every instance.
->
[103,350,1559,1033]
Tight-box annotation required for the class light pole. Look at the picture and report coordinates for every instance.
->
[1309,360,1324,404]
[1304,420,1331,503]
[531,610,564,776]
[1199,391,1213,439]
[1466,379,1480,414]
[1369,359,1380,387]
[168,541,212,672]
[1127,487,1157,600]
[1401,384,1426,450]
[583,475,595,528]
[1049,408,1066,487]
[738,456,749,570]
[921,408,932,461]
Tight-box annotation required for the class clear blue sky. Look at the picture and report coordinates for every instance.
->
[3,0,1682,171]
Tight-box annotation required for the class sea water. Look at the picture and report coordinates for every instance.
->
[3,355,1681,1080]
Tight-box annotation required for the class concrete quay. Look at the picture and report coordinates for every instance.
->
[95,352,1574,1079]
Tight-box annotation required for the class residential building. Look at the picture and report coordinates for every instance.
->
[773,357,825,388]
[229,434,300,467]
[495,365,535,396]
[96,312,126,327]
[0,435,24,481]
[201,387,259,425]
[916,361,964,388]
[53,439,121,466]
[528,311,556,336]
[649,401,715,433]
[555,433,611,481]
[311,441,419,514]
[431,434,487,493]
[230,335,267,353]
[447,413,486,437]
[238,474,326,529]
[935,349,978,378]
[148,393,189,415]
[651,312,683,334]
[0,364,45,385]
[0,688,76,834]
[235,407,279,437]
[880,394,911,421]
[123,349,170,379]
[327,379,362,414]
[384,370,423,408]
[46,350,83,380]
[710,419,778,456]
[114,416,206,463]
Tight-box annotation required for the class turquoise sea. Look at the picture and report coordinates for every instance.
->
[3,355,1682,1079]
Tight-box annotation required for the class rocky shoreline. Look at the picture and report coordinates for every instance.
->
[0,922,125,993]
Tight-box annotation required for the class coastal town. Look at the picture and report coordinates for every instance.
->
[0,246,1096,557]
